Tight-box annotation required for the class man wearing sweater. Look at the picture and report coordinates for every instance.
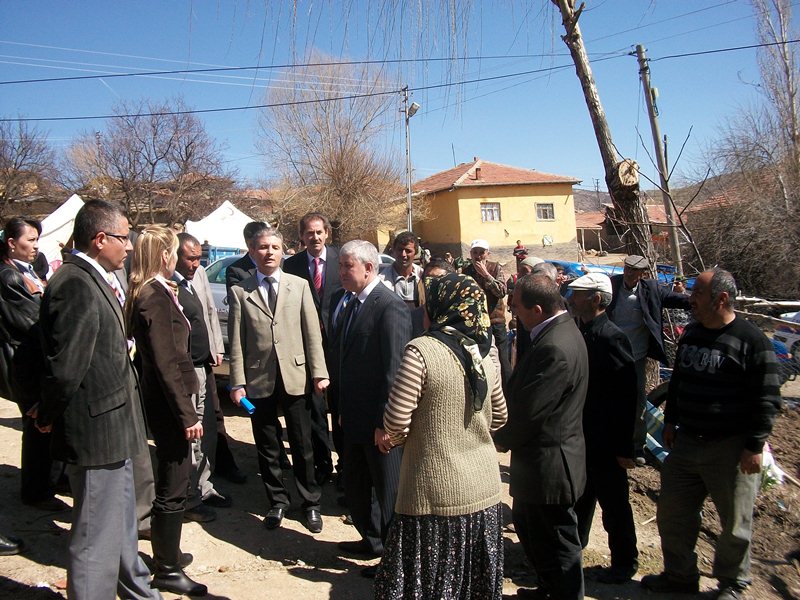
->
[641,269,781,600]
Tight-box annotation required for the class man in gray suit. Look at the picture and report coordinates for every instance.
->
[35,200,160,600]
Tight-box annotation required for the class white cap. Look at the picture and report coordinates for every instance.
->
[567,272,612,294]
[470,239,490,250]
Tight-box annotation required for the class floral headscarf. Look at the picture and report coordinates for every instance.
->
[424,273,492,411]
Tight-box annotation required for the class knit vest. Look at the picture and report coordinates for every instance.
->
[395,336,502,516]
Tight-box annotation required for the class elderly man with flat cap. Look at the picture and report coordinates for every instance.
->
[607,255,690,462]
[569,272,639,585]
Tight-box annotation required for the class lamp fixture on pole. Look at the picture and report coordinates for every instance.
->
[402,86,420,232]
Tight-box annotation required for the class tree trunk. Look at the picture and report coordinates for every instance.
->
[553,0,655,261]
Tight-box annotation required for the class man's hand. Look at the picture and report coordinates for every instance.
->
[314,378,330,395]
[185,421,203,441]
[740,449,762,474]
[212,354,223,367]
[472,259,491,280]
[374,428,393,454]
[663,423,676,450]
[617,456,636,470]
[229,387,246,406]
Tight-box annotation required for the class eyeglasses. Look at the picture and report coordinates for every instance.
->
[96,232,129,243]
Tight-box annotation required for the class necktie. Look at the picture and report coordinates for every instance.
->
[265,276,277,313]
[343,296,360,341]
[181,279,193,295]
[334,291,354,332]
[312,257,323,297]
[106,273,125,306]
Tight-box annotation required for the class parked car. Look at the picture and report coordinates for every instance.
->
[774,311,800,370]
[773,337,799,386]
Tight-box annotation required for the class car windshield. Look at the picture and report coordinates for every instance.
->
[206,256,239,284]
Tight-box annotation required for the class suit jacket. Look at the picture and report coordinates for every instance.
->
[607,275,690,363]
[494,312,588,505]
[130,280,200,443]
[283,246,342,338]
[192,265,224,356]
[229,270,328,398]
[37,253,147,467]
[332,281,412,444]
[225,254,256,292]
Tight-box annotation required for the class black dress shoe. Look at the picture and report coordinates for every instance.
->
[263,507,285,529]
[0,534,22,556]
[305,509,323,533]
[337,539,382,557]
[183,504,216,523]
[218,468,247,485]
[203,492,233,508]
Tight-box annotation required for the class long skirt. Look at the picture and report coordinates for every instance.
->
[374,502,504,600]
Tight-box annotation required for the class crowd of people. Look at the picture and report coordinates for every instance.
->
[0,207,783,600]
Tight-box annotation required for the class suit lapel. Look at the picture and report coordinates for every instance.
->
[275,274,292,316]
[342,283,380,354]
[68,254,126,332]
[243,276,272,319]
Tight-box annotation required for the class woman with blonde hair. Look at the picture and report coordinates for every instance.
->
[125,225,206,597]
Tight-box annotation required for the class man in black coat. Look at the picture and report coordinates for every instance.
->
[568,273,639,585]
[494,273,588,600]
[332,240,412,578]
[608,255,690,460]
[35,200,159,600]
[282,212,342,483]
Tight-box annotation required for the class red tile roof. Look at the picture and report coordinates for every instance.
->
[413,158,579,194]
[575,211,605,229]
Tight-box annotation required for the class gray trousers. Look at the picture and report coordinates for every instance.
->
[657,432,759,587]
[188,365,218,508]
[132,445,155,532]
[66,458,161,600]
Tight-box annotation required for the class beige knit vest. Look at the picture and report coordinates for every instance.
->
[395,336,502,517]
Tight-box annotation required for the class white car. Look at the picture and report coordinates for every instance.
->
[775,311,800,367]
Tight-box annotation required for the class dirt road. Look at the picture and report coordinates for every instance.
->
[1,379,798,599]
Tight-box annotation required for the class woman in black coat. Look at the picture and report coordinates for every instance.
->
[0,217,63,510]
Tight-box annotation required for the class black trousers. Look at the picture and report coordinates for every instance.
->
[20,413,57,504]
[491,322,512,392]
[343,440,401,554]
[574,455,639,570]
[327,384,344,473]
[308,392,333,478]
[151,430,191,515]
[512,500,584,600]
[250,372,320,510]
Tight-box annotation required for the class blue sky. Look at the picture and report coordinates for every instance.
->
[0,1,788,193]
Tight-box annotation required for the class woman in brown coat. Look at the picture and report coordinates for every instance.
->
[125,226,206,597]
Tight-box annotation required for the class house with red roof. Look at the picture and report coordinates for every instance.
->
[412,157,580,257]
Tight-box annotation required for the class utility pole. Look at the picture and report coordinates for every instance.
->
[636,44,684,276]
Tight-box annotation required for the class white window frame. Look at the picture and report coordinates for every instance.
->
[480,202,501,222]
[536,202,555,221]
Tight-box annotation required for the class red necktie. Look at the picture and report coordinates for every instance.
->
[313,257,323,297]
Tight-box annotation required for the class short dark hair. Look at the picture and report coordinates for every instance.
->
[516,273,563,315]
[392,231,418,252]
[423,257,456,277]
[242,221,269,246]
[298,212,332,238]
[709,268,737,308]
[177,232,201,257]
[73,200,124,252]
[0,216,42,260]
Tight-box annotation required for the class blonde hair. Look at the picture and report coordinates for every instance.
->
[124,225,179,333]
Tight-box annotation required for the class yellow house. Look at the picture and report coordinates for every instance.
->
[413,158,580,257]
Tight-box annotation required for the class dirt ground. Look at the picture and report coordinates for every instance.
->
[1,377,799,600]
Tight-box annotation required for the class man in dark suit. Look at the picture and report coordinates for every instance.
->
[494,273,589,600]
[35,200,159,600]
[333,240,412,578]
[608,255,690,461]
[228,228,329,534]
[282,212,342,484]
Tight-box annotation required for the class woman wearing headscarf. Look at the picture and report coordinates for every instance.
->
[0,217,63,510]
[375,272,508,599]
[125,226,206,597]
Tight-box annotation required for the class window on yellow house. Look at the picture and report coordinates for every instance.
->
[536,203,555,221]
[481,202,501,222]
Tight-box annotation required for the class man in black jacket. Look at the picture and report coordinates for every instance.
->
[608,255,690,460]
[569,273,639,585]
[494,273,588,600]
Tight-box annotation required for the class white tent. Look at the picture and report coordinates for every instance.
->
[185,200,258,250]
[39,193,84,265]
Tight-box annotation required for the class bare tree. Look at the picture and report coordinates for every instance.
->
[65,98,233,226]
[256,51,408,241]
[691,0,800,298]
[0,120,57,218]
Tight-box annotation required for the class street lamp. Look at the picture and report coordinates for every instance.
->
[403,87,420,232]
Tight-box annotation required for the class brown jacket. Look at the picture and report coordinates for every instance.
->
[461,260,507,325]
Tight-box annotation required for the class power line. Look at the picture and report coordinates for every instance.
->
[649,38,800,61]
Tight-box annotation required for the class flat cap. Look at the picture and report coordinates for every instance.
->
[568,272,613,294]
[520,256,545,269]
[624,255,649,269]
